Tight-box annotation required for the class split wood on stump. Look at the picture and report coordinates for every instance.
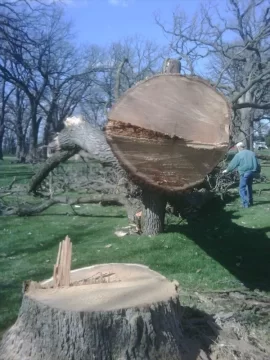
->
[0,264,184,360]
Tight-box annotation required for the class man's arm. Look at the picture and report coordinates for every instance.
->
[223,153,240,174]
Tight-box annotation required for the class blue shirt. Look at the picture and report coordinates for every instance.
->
[227,150,261,175]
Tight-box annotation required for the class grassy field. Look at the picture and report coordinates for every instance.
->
[1,155,270,333]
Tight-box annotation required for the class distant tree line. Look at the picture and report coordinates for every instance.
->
[156,0,270,150]
[0,0,162,162]
[1,0,270,162]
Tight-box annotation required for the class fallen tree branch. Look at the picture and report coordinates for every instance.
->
[1,194,142,221]
[28,117,128,194]
[28,149,79,193]
[8,176,16,190]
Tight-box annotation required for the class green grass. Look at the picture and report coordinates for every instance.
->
[1,157,270,332]
[0,157,36,187]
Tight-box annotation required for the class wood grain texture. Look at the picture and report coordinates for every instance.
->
[106,74,231,192]
[107,74,230,144]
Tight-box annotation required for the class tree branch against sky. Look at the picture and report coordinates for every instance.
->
[156,0,270,148]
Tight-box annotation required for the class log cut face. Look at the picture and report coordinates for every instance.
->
[106,74,231,192]
[0,264,185,360]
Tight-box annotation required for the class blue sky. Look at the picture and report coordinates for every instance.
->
[62,0,203,46]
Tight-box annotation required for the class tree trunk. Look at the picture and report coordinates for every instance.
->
[0,264,184,360]
[15,132,26,163]
[142,190,166,235]
[0,125,4,160]
[42,121,50,159]
[29,102,40,161]
[42,110,56,159]
[234,92,254,149]
[141,61,180,234]
[29,122,38,161]
[249,117,254,151]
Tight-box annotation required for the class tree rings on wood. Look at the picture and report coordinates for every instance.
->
[106,74,231,192]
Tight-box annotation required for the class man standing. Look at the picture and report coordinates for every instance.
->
[222,142,261,208]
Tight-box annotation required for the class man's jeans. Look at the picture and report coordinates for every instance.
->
[239,171,253,208]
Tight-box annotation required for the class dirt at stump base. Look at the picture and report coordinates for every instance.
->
[180,288,270,360]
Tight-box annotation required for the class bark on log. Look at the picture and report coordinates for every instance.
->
[28,118,128,194]
[142,189,166,235]
[58,118,124,173]
[162,58,181,74]
[0,264,185,360]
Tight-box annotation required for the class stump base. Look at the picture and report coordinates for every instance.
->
[0,264,185,360]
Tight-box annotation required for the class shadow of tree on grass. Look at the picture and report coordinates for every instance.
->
[167,198,270,291]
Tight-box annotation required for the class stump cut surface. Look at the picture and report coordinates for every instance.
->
[0,264,184,360]
[36,263,176,311]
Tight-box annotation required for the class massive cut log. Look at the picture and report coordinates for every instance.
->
[106,74,231,192]
[27,58,230,235]
[0,264,185,360]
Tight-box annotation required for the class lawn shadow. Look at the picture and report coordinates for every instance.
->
[166,198,270,291]
[180,305,219,360]
[252,200,270,206]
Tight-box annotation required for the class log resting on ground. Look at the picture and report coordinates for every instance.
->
[0,263,185,360]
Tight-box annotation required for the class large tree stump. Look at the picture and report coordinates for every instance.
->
[0,264,185,360]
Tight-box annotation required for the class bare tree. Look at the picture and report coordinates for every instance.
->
[0,2,81,160]
[156,0,270,149]
[0,75,14,160]
[5,88,31,162]
[80,36,163,124]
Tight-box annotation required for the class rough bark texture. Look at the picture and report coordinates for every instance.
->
[115,58,129,101]
[0,125,4,160]
[232,93,254,150]
[58,118,124,174]
[162,58,181,74]
[142,190,166,235]
[0,264,184,360]
[28,117,128,194]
